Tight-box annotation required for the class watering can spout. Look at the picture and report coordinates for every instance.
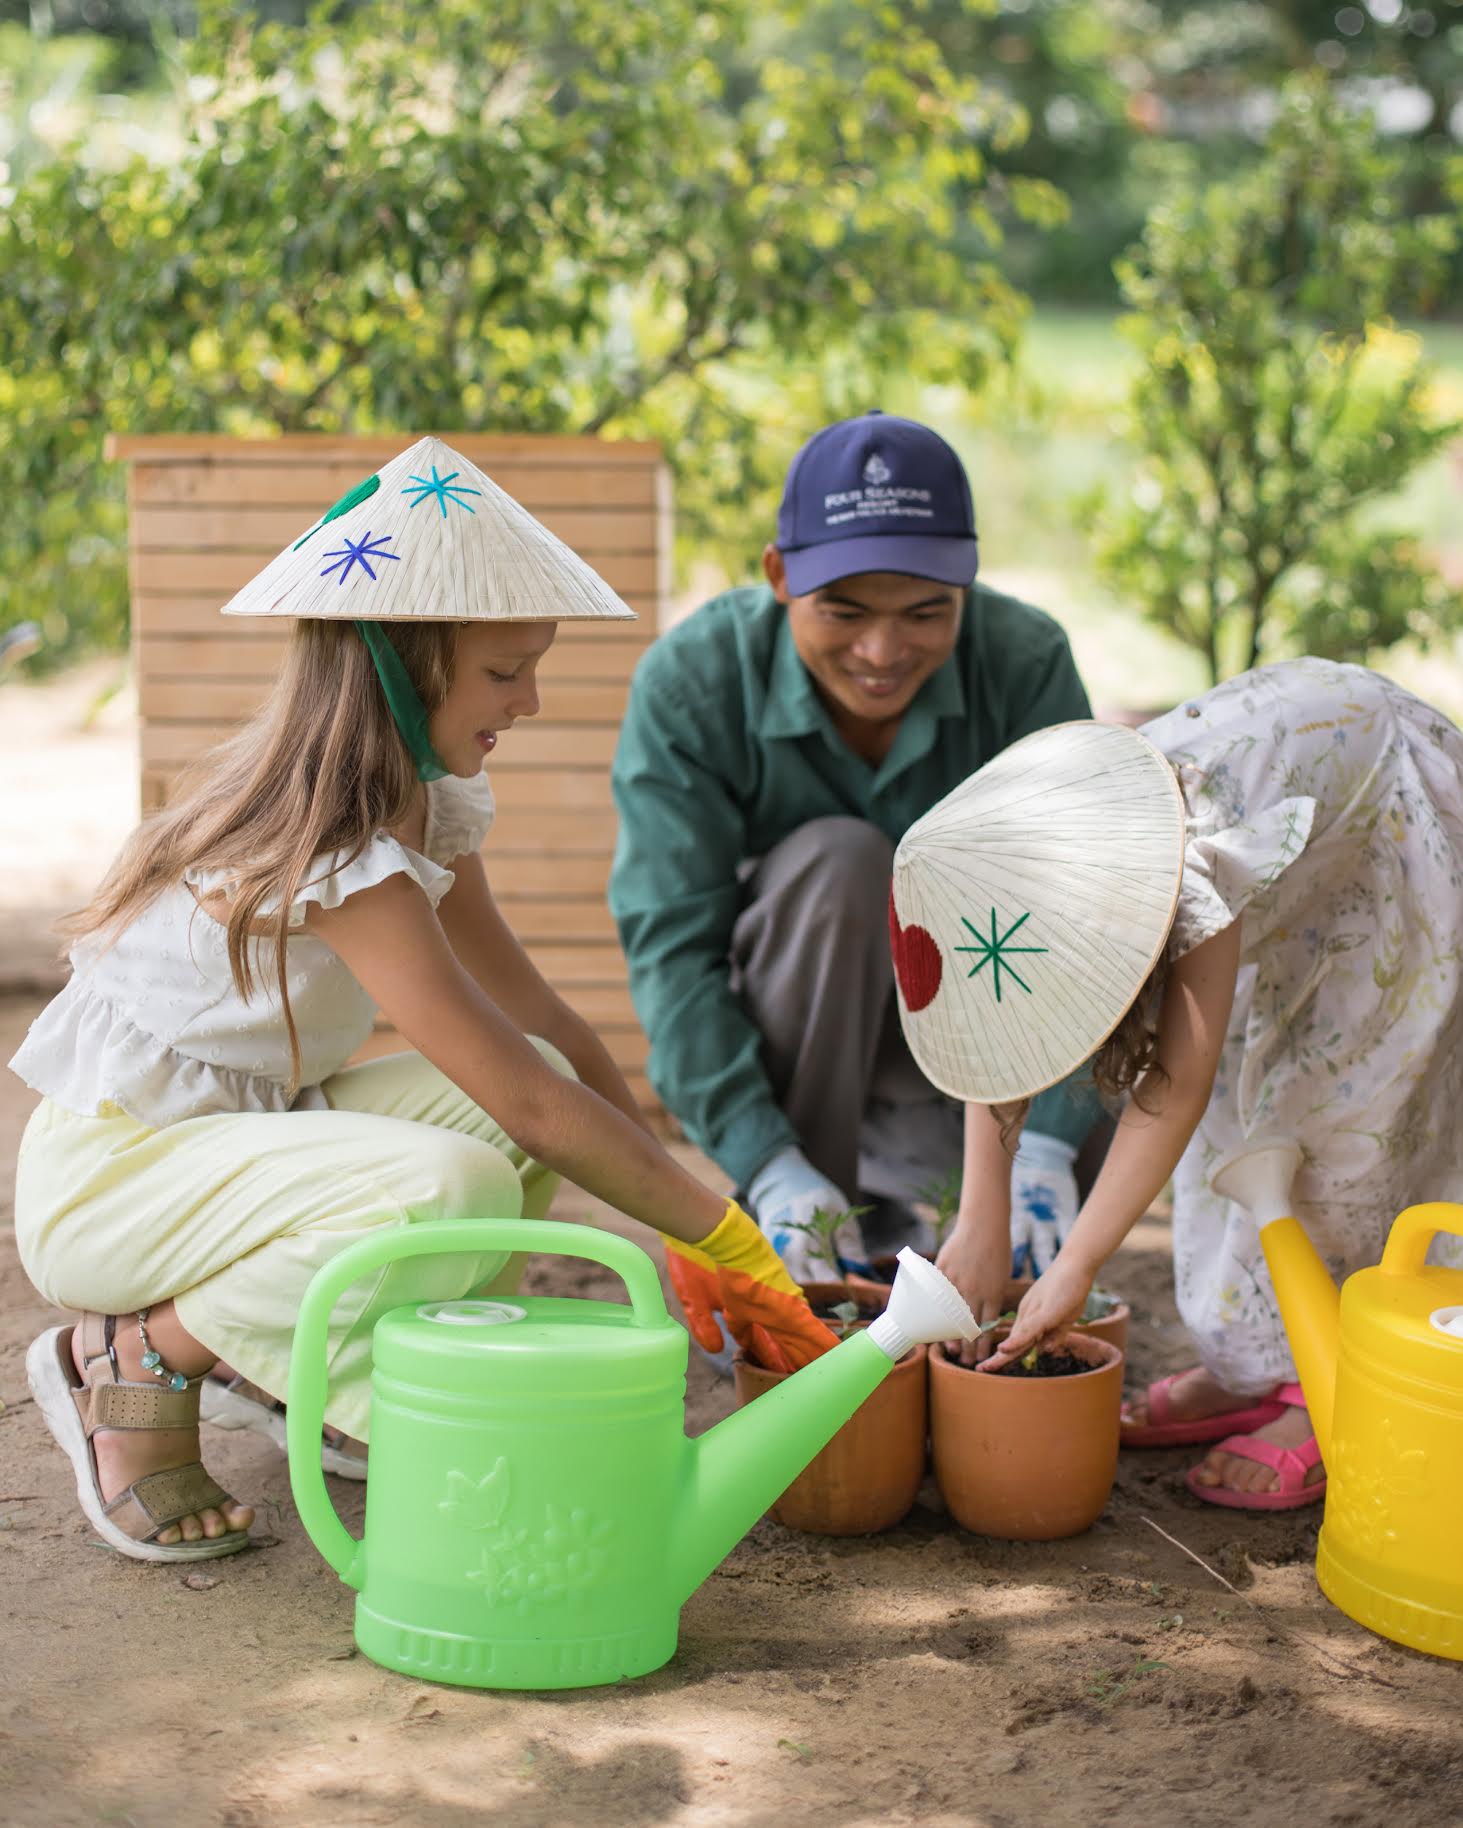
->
[668,1250,975,1605]
[1210,1135,1339,1459]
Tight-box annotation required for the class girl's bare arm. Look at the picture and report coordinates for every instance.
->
[305,872,722,1241]
[434,849,648,1130]
[936,1101,1020,1353]
[986,917,1243,1365]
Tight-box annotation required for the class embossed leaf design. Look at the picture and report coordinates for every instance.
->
[439,1458,511,1531]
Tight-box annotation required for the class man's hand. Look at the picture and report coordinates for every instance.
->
[980,1254,1092,1372]
[935,1224,1013,1366]
[748,1145,866,1279]
[1009,1130,1079,1278]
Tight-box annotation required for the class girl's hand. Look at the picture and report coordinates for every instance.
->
[936,1222,1013,1366]
[980,1254,1092,1373]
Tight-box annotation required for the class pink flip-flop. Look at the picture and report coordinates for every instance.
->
[1184,1384,1326,1511]
[1120,1370,1287,1448]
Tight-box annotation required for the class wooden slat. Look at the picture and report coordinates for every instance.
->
[139,677,632,724]
[494,898,618,941]
[132,504,657,554]
[130,599,656,640]
[489,855,609,897]
[136,632,651,680]
[141,771,619,852]
[141,720,620,770]
[132,549,661,597]
[517,941,629,983]
[110,433,663,463]
[131,460,663,511]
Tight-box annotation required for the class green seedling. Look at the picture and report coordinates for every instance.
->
[777,1739,814,1764]
[827,1299,864,1339]
[1086,1656,1170,1708]
[1080,1287,1120,1323]
[783,1203,872,1281]
[916,1167,963,1251]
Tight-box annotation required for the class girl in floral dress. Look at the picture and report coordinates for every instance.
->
[895,657,1463,1509]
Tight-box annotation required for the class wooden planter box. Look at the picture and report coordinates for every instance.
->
[107,433,671,1112]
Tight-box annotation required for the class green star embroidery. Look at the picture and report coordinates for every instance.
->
[953,910,1047,1003]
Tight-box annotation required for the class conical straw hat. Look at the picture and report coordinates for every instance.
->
[219,435,636,622]
[891,721,1186,1103]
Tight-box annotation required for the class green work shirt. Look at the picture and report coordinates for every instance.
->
[608,582,1093,1187]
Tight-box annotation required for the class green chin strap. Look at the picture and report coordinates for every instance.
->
[354,620,450,782]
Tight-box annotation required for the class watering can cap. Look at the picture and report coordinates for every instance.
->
[371,1292,687,1405]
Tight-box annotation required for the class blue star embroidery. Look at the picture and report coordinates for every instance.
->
[953,910,1047,1003]
[320,531,401,585]
[402,465,482,518]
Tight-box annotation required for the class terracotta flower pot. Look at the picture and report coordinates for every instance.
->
[929,1329,1123,1540]
[731,1279,927,1536]
[1003,1278,1130,1357]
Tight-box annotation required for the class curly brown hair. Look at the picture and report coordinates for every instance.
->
[993,950,1172,1153]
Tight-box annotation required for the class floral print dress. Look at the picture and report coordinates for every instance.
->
[1142,658,1463,1397]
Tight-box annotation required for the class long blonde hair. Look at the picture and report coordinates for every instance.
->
[61,619,460,1089]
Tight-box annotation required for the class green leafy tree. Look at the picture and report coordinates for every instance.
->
[1088,78,1461,685]
[0,0,1064,664]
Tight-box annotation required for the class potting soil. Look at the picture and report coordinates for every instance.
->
[994,1348,1092,1379]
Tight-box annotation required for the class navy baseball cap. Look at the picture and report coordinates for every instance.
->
[775,410,978,596]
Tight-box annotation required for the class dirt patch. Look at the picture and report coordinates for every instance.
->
[3,990,1461,1827]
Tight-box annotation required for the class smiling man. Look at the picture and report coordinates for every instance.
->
[610,411,1101,1317]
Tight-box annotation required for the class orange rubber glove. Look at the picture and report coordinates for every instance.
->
[663,1201,838,1374]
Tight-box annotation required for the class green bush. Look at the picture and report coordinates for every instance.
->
[1087,78,1462,687]
[0,0,1063,668]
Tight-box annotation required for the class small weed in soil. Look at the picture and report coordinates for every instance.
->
[1087,1657,1170,1708]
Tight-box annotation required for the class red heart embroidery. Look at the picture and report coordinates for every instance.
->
[888,890,942,1012]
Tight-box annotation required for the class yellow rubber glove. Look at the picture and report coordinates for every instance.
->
[663,1201,836,1372]
[663,1199,803,1297]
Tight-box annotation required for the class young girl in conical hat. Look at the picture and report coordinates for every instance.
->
[892,657,1463,1511]
[10,439,829,1563]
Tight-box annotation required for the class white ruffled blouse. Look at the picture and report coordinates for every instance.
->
[9,770,496,1130]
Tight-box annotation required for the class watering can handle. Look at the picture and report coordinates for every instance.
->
[285,1217,669,1587]
[1380,1201,1463,1279]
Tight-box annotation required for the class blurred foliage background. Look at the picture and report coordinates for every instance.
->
[0,0,1460,708]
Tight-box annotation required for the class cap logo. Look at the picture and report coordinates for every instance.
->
[862,452,892,486]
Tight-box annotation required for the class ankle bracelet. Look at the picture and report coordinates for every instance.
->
[136,1309,189,1392]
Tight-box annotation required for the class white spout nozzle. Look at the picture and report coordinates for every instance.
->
[1210,1134,1303,1226]
[866,1248,978,1362]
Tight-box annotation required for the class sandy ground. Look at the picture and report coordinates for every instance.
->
[2,668,1462,1826]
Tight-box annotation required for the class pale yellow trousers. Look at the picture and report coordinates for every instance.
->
[14,1048,567,1438]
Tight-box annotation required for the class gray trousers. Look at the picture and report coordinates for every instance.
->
[730,817,963,1206]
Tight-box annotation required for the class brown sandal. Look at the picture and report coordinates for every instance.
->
[25,1316,251,1563]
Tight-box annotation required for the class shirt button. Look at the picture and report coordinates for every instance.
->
[1185,705,1201,718]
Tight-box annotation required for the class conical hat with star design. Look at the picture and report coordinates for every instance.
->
[219,435,636,622]
[890,721,1186,1103]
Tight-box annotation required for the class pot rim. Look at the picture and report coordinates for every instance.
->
[930,1327,1122,1379]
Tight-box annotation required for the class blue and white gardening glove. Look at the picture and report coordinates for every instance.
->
[747,1145,870,1282]
[1009,1130,1079,1279]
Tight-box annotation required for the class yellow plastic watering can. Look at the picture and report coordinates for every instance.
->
[1211,1137,1463,1660]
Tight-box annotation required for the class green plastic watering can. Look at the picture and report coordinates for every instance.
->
[287,1218,975,1690]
